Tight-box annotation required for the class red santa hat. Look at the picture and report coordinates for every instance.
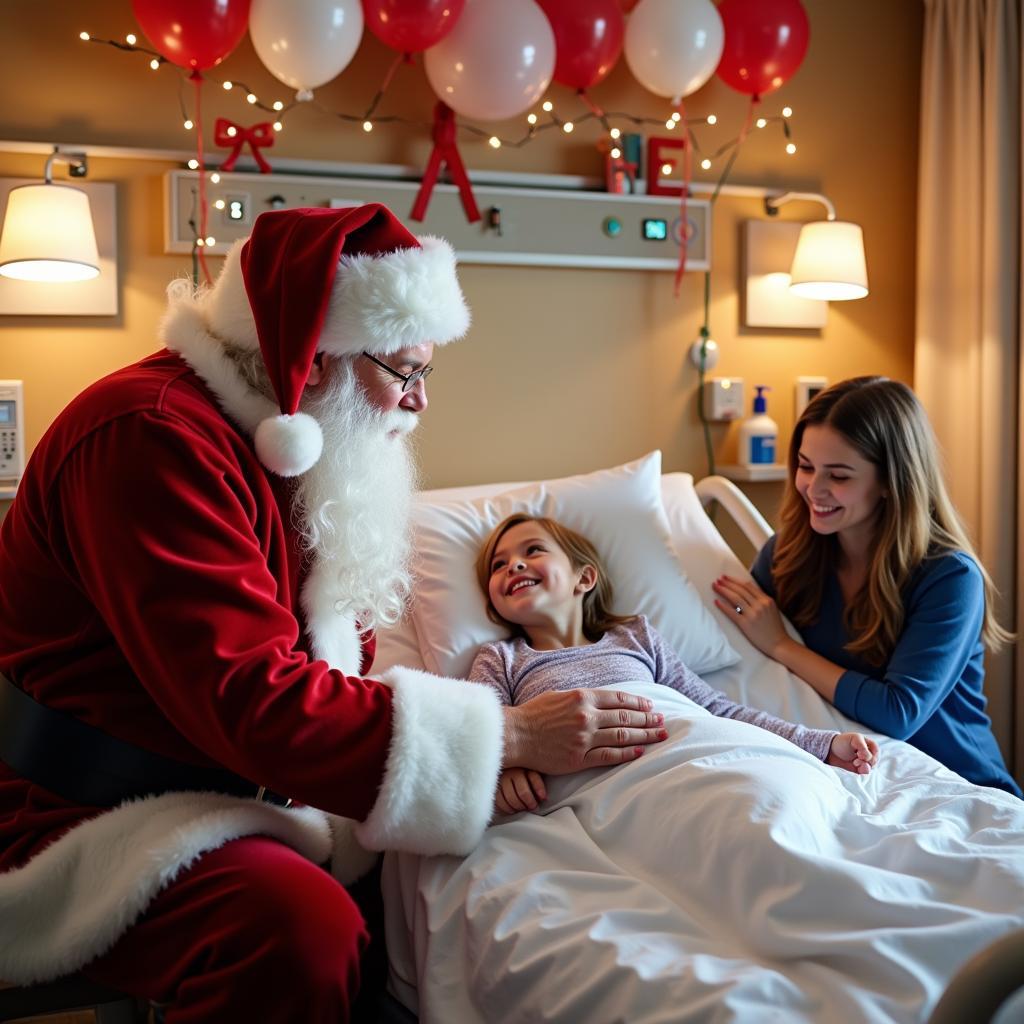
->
[203,203,470,477]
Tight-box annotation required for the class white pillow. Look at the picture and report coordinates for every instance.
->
[409,452,740,680]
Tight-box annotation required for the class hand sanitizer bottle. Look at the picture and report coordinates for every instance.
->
[738,386,778,466]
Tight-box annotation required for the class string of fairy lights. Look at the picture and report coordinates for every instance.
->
[79,29,799,183]
[82,26,798,471]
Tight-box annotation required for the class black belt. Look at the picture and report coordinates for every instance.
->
[0,672,290,808]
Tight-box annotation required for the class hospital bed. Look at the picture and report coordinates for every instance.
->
[372,454,1024,1024]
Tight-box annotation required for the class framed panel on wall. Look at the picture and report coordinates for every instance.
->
[0,179,118,316]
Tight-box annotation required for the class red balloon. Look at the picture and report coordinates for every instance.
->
[536,0,624,91]
[132,0,251,71]
[362,0,466,53]
[716,0,809,97]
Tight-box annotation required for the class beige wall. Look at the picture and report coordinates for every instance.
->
[0,0,923,522]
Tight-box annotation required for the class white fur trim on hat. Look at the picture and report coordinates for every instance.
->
[322,236,471,358]
[355,666,503,856]
[254,412,324,478]
[204,236,469,360]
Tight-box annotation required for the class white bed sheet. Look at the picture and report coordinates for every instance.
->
[372,473,1024,1023]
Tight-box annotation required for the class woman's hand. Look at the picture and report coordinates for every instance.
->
[712,575,789,657]
[827,732,880,775]
[494,767,547,816]
[502,689,667,775]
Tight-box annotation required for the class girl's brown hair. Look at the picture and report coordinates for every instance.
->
[475,514,634,641]
[773,376,1011,664]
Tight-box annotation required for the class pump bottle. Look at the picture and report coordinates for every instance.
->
[738,386,778,466]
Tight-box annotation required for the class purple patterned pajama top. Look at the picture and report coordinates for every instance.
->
[468,615,837,762]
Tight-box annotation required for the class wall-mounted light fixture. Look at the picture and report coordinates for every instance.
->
[767,191,868,300]
[0,146,100,283]
[743,191,868,328]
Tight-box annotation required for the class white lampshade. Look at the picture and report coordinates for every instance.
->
[0,182,100,282]
[789,220,868,301]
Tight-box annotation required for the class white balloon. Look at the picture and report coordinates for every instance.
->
[423,0,555,122]
[250,0,364,97]
[624,0,724,102]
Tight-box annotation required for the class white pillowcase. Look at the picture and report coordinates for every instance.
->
[409,452,740,680]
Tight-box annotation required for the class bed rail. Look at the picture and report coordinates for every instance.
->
[928,928,1024,1024]
[694,476,774,551]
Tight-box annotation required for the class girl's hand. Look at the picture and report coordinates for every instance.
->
[827,732,879,775]
[494,767,547,815]
[712,575,789,657]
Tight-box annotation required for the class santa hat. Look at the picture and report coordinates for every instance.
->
[203,203,470,477]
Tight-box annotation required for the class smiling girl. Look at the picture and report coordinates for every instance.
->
[471,513,879,816]
[712,376,1020,796]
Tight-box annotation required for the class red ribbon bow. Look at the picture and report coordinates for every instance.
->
[215,118,275,174]
[411,102,480,224]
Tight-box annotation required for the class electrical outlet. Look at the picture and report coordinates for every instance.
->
[703,377,745,421]
[795,376,829,418]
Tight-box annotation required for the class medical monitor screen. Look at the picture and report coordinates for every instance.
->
[642,218,668,241]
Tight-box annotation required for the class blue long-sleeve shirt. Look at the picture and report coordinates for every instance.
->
[752,535,1021,797]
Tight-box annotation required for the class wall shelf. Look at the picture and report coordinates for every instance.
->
[716,464,787,482]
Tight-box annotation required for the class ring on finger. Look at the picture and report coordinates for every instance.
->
[734,604,743,615]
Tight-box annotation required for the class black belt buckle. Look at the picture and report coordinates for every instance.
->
[254,785,293,808]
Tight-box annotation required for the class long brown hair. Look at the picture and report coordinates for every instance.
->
[475,514,634,641]
[772,376,1011,665]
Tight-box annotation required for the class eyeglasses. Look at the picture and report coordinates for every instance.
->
[361,352,434,393]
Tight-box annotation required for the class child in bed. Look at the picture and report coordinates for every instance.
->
[469,513,880,815]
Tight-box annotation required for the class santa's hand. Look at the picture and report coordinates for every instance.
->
[494,767,547,816]
[503,689,667,775]
[827,732,880,775]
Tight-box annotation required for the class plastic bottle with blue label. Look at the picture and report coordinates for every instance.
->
[738,386,778,466]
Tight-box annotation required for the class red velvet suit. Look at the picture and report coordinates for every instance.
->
[0,350,394,867]
[0,347,502,1019]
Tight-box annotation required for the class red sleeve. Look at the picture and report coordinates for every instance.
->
[56,409,391,820]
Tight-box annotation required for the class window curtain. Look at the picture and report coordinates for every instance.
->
[916,0,1022,782]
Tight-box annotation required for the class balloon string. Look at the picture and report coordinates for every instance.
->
[191,70,212,286]
[577,89,611,132]
[736,94,758,151]
[364,51,406,120]
[672,101,691,298]
[709,94,758,206]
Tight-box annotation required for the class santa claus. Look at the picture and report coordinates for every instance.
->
[0,204,663,1021]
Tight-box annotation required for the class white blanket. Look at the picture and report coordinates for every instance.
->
[383,682,1024,1024]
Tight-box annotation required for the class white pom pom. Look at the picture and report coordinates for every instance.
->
[254,412,323,477]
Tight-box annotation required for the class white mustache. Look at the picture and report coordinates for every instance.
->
[385,409,419,436]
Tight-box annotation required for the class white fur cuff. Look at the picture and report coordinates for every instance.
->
[355,667,503,856]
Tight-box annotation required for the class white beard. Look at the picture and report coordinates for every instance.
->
[291,360,419,631]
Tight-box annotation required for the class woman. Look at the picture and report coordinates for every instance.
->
[712,376,1020,796]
